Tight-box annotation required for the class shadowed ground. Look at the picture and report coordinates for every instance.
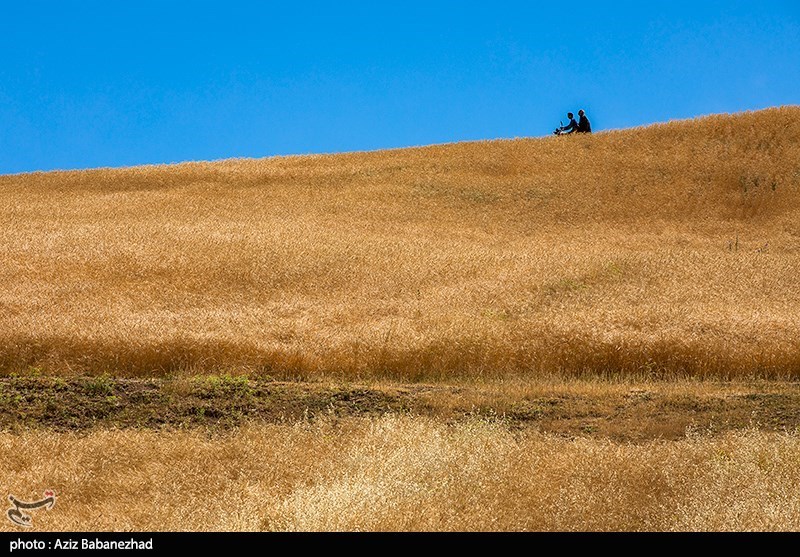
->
[2,376,799,441]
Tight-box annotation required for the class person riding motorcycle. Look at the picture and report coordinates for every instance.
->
[554,110,592,135]
[555,112,579,135]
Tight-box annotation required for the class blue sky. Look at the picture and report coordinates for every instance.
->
[1,1,798,174]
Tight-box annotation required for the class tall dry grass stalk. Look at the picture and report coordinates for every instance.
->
[1,107,799,379]
[2,416,800,531]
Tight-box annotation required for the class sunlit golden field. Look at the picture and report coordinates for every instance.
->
[3,108,800,532]
[3,417,800,532]
[1,107,799,379]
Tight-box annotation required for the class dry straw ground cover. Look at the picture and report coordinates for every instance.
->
[2,417,800,531]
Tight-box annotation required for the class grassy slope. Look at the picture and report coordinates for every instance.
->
[1,107,799,379]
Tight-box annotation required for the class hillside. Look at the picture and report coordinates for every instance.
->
[1,106,799,379]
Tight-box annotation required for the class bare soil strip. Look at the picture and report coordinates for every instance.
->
[2,376,798,441]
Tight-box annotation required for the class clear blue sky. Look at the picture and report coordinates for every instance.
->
[1,1,798,174]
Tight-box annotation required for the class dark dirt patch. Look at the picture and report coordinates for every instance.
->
[518,390,800,442]
[2,376,800,441]
[0,376,406,431]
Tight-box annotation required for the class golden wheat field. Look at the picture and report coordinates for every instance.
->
[3,417,800,531]
[3,108,800,532]
[2,107,799,380]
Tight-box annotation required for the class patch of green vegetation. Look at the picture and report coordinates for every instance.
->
[0,384,24,406]
[196,374,253,398]
[83,374,114,396]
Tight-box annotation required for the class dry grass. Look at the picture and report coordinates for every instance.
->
[1,107,799,379]
[4,110,798,533]
[2,416,800,531]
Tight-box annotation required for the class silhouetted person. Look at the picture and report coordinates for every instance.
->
[577,109,592,133]
[557,112,578,134]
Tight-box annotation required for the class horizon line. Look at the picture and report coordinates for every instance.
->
[3,105,796,178]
